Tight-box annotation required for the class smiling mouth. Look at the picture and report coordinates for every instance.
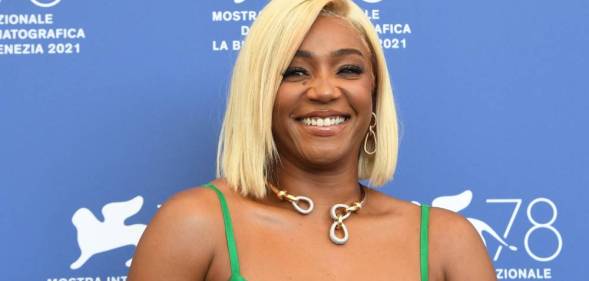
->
[296,116,351,127]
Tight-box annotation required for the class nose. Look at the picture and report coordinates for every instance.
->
[305,75,341,103]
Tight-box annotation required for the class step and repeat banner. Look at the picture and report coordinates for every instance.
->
[1,0,587,280]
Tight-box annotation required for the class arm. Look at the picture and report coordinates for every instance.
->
[127,188,218,281]
[430,207,497,281]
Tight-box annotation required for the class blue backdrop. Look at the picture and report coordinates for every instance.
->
[1,0,587,280]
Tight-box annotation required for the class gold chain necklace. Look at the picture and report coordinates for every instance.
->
[267,183,367,245]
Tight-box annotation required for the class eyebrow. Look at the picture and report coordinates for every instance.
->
[294,48,365,59]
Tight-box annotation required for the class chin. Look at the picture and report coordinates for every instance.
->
[300,146,355,168]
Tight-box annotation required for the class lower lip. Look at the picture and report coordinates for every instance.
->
[297,120,348,137]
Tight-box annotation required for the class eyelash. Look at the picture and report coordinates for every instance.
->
[339,65,364,75]
[282,67,307,78]
[282,65,364,79]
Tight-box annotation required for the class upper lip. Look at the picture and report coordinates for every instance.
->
[294,110,351,120]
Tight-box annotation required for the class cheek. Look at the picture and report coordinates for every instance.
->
[272,85,298,126]
[343,79,374,111]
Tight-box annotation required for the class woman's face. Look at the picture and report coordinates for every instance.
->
[272,16,376,169]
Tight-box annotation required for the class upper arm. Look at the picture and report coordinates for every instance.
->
[430,207,497,281]
[127,187,219,281]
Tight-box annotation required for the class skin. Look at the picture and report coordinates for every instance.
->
[128,16,497,281]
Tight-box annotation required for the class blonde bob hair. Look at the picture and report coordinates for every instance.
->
[217,0,399,198]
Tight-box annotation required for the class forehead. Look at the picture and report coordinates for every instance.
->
[297,16,370,57]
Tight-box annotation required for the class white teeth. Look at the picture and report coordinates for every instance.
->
[300,116,347,127]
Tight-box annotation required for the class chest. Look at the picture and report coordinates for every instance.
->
[205,213,440,281]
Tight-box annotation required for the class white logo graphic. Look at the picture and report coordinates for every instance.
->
[425,190,518,251]
[415,190,562,263]
[70,196,147,270]
[31,0,61,8]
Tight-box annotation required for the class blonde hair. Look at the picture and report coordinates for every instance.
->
[217,0,399,198]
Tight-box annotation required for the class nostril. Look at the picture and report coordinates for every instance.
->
[306,86,340,102]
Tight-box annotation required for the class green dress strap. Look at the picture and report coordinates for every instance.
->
[205,183,247,281]
[420,204,431,281]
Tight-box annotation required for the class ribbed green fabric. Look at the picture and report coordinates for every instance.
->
[420,204,431,281]
[205,183,247,281]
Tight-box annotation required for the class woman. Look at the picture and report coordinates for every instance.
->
[128,0,496,280]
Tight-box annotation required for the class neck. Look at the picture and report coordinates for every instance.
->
[268,156,363,209]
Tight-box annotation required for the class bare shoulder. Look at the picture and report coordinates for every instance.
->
[127,180,225,281]
[428,207,497,281]
[364,190,496,280]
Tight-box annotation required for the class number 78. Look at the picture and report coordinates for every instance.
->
[486,198,562,262]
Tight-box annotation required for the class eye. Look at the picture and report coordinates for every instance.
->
[338,64,364,76]
[282,67,308,82]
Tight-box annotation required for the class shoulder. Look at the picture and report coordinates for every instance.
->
[428,206,479,252]
[158,180,224,222]
[363,190,496,280]
[153,181,225,239]
[128,180,228,281]
[368,191,485,249]
[428,206,497,280]
[428,206,475,239]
